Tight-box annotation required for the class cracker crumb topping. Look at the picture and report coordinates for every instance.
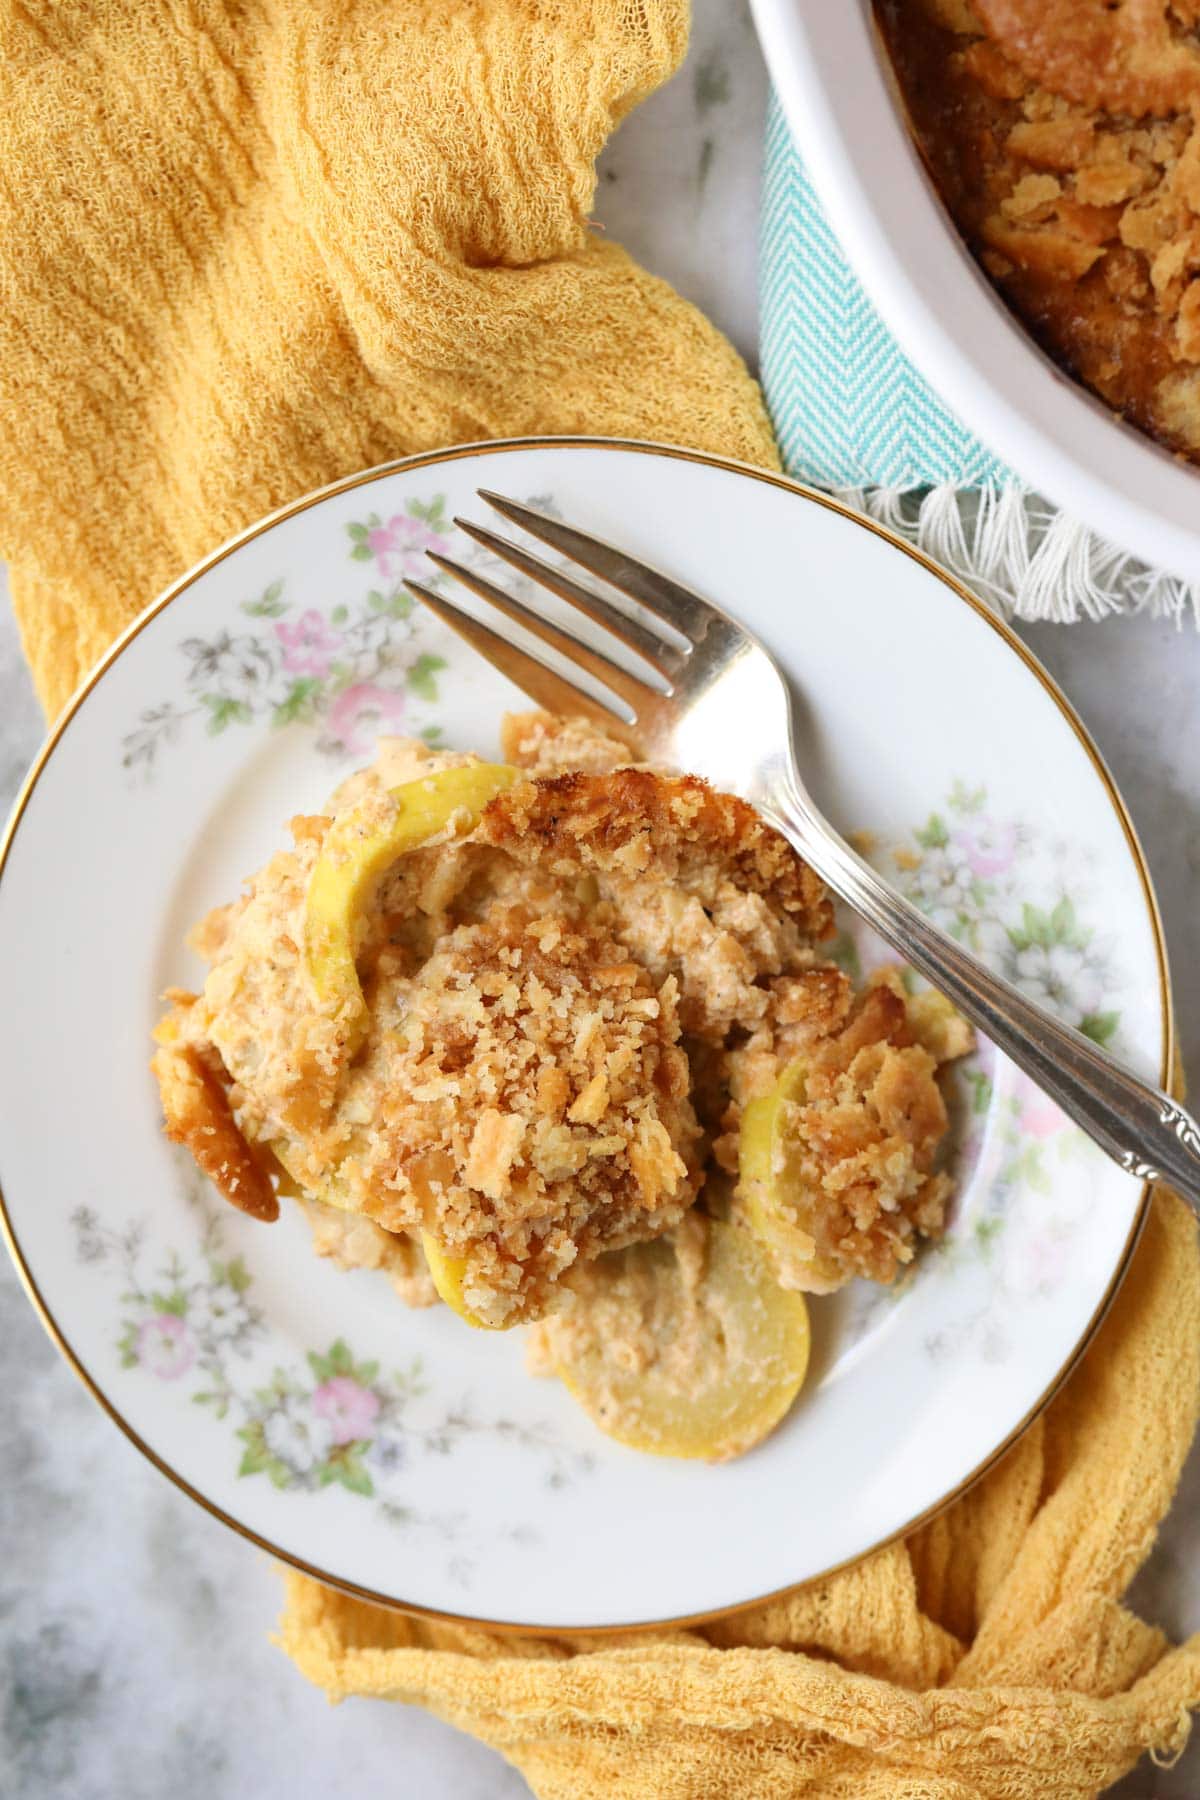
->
[153,714,971,1326]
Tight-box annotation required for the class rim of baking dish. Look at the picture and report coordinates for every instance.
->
[750,0,1200,584]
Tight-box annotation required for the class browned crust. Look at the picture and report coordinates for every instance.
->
[877,0,1200,458]
[478,768,833,940]
[151,1034,278,1223]
[975,0,1200,118]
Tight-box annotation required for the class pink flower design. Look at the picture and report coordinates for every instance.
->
[953,821,1018,879]
[1020,1097,1067,1140]
[1005,1231,1070,1296]
[312,1375,381,1445]
[326,681,406,756]
[275,610,343,678]
[367,513,451,582]
[1014,1072,1067,1140]
[137,1314,196,1381]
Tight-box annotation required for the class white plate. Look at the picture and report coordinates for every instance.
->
[750,0,1200,581]
[0,439,1169,1630]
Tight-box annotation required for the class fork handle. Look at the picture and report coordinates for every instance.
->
[763,782,1200,1212]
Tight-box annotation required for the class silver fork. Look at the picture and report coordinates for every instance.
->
[404,490,1200,1211]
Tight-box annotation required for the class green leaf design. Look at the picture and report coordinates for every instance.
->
[193,1390,229,1420]
[1022,902,1049,948]
[201,694,253,735]
[1048,895,1089,948]
[349,542,373,562]
[236,1421,293,1488]
[948,779,986,815]
[1014,900,1082,952]
[393,1356,429,1400]
[1011,1145,1052,1194]
[406,495,447,529]
[237,1423,271,1475]
[241,579,287,618]
[321,1444,375,1497]
[974,1215,1003,1256]
[149,1288,188,1318]
[965,1070,994,1116]
[255,1368,296,1406]
[224,1255,253,1295]
[271,677,321,729]
[1050,895,1074,937]
[117,1323,139,1369]
[1080,1010,1120,1047]
[420,725,444,745]
[407,652,447,701]
[346,522,369,542]
[914,812,949,850]
[336,1459,374,1498]
[310,1339,359,1382]
[368,586,413,619]
[331,604,349,625]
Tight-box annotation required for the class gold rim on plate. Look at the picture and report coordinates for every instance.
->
[0,436,1174,1637]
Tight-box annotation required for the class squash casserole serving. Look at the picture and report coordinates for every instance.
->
[152,714,972,1461]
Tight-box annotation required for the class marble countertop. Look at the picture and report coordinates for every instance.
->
[3,4,1199,1794]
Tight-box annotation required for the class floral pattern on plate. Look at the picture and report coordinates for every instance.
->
[71,1191,592,1588]
[835,776,1124,1357]
[120,494,458,775]
[120,489,567,777]
[890,778,1121,1043]
[80,767,1124,1526]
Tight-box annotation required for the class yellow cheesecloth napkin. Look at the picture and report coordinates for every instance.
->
[2,3,1199,1794]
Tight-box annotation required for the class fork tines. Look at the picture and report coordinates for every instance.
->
[401,490,698,736]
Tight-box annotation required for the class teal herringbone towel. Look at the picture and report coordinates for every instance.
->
[759,92,1197,624]
[761,93,1008,492]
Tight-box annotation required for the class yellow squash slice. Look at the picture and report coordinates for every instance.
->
[303,762,519,1056]
[420,1232,503,1331]
[268,1137,361,1216]
[544,1215,809,1461]
[274,1148,489,1325]
[738,1059,842,1292]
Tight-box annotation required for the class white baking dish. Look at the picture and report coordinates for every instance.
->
[751,0,1200,581]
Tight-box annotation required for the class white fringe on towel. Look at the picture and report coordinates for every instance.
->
[834,484,1200,627]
